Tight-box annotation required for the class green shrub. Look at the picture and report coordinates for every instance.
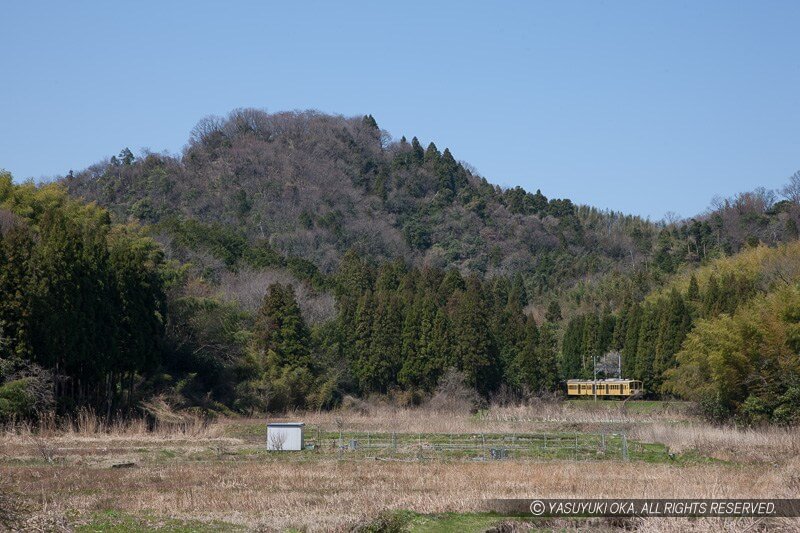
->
[0,379,36,421]
[352,511,410,533]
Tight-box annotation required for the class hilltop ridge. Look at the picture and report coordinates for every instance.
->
[64,109,658,301]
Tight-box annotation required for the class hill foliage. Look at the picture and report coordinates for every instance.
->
[3,109,800,423]
[563,242,800,422]
[65,110,667,300]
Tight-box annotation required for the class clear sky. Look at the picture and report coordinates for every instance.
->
[2,1,798,219]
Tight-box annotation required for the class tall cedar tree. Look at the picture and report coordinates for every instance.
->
[450,278,497,393]
[561,316,585,379]
[511,318,540,392]
[367,292,403,393]
[621,303,642,378]
[255,283,312,369]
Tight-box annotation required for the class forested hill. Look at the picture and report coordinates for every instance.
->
[64,110,800,312]
[4,109,800,424]
[63,109,660,302]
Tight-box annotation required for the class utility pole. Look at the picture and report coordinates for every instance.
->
[593,353,597,402]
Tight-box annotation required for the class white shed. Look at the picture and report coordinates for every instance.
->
[266,422,305,451]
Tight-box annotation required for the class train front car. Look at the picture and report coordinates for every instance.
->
[566,379,643,398]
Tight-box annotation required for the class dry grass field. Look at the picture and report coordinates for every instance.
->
[2,401,799,532]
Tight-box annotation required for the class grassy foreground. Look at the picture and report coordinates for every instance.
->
[2,400,799,532]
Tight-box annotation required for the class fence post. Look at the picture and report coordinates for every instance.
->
[392,432,397,454]
[481,433,486,460]
[575,433,579,460]
[543,434,547,451]
[367,432,370,447]
[622,433,629,461]
[601,433,606,453]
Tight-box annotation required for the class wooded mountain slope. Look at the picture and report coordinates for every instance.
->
[64,110,800,310]
[63,110,659,301]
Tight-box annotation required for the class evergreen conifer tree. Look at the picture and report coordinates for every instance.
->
[561,316,585,379]
[362,114,379,130]
[510,273,529,308]
[450,278,495,392]
[352,290,376,392]
[439,269,466,301]
[424,142,441,164]
[545,300,562,323]
[511,317,540,392]
[687,274,700,301]
[621,303,642,378]
[255,283,312,369]
[634,306,659,390]
[537,321,560,391]
[367,292,403,392]
[703,274,721,316]
[410,137,424,164]
[581,312,600,374]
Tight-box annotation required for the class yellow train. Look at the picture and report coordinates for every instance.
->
[566,379,643,397]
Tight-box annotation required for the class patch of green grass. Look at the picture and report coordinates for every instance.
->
[400,511,576,533]
[157,449,178,459]
[258,430,692,465]
[405,511,509,532]
[401,511,639,532]
[125,427,717,467]
[0,456,61,467]
[565,399,692,415]
[74,510,244,532]
[310,430,706,464]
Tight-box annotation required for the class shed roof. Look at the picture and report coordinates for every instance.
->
[267,422,305,427]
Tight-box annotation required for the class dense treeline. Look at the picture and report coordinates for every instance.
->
[562,278,739,391]
[0,172,561,419]
[557,179,800,320]
[0,173,166,417]
[0,173,332,419]
[229,254,562,413]
[665,284,800,424]
[332,252,559,399]
[7,109,800,426]
[562,242,800,423]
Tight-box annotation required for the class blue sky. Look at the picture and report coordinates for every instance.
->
[1,1,798,219]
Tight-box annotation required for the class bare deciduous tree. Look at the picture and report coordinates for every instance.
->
[0,208,18,236]
[428,368,480,413]
[596,351,622,378]
[217,267,335,324]
[662,211,682,226]
[189,115,225,147]
[781,170,800,204]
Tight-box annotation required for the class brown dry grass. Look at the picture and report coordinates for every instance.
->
[2,404,799,532]
[631,422,800,462]
[283,399,692,435]
[4,406,221,440]
[5,457,799,531]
